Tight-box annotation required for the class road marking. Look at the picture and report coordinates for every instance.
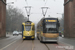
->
[58,41,74,46]
[44,43,50,50]
[15,40,24,50]
[0,41,16,50]
[32,40,34,50]
[58,41,75,50]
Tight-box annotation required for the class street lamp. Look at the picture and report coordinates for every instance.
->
[57,13,63,18]
[7,2,14,4]
[1,0,6,5]
[57,13,62,15]
[1,0,14,5]
[6,2,14,9]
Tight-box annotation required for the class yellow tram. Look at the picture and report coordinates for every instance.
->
[37,18,60,42]
[22,21,35,40]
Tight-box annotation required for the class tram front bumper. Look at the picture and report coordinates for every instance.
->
[23,36,34,39]
[42,36,58,42]
[23,37,26,39]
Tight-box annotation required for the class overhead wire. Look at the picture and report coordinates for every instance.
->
[43,0,48,6]
[42,0,56,17]
[15,0,17,2]
[25,0,28,6]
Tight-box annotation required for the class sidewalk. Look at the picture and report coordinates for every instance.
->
[59,36,75,46]
[0,33,13,40]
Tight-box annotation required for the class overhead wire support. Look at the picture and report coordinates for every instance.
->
[43,0,48,6]
[25,0,28,6]
[43,0,56,6]
[41,7,49,18]
[25,6,32,21]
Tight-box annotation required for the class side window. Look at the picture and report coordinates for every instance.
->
[22,25,24,31]
[32,25,35,31]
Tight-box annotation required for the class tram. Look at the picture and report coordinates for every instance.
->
[22,21,35,40]
[37,17,60,42]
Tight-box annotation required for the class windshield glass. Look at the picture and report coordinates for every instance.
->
[25,26,31,31]
[46,23,56,28]
[46,28,57,33]
[45,23,57,33]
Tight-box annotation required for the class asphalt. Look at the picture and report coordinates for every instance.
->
[0,34,75,50]
[59,36,75,46]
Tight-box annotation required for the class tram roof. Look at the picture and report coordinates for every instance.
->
[41,17,58,20]
[25,21,32,23]
[25,21,35,25]
[37,17,58,25]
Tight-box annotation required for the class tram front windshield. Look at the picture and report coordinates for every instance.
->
[25,26,31,31]
[45,23,57,33]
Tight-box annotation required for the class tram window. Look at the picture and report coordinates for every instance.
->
[22,25,24,31]
[46,23,56,28]
[25,26,31,31]
[32,25,35,30]
[47,28,57,33]
[41,27,43,31]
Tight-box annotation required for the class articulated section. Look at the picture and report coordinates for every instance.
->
[0,0,6,38]
[64,0,75,38]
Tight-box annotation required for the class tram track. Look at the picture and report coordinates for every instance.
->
[15,40,34,50]
[0,36,22,50]
[44,42,60,50]
[44,43,50,50]
[32,40,34,50]
[15,40,24,50]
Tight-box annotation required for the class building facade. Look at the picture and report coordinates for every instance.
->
[0,0,6,38]
[64,0,75,37]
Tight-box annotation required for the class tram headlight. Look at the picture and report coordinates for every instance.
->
[27,32,29,34]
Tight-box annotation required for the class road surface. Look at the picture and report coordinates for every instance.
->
[0,34,74,50]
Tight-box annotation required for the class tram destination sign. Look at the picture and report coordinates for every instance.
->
[25,23,31,25]
[45,20,57,22]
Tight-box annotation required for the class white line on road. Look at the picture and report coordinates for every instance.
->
[15,42,22,50]
[59,41,74,46]
[32,40,34,50]
[0,41,16,50]
[58,41,75,49]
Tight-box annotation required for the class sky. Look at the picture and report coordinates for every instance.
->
[7,0,64,24]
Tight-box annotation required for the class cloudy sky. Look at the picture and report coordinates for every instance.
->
[7,0,64,24]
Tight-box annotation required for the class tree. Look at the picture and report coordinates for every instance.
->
[59,13,64,31]
[6,5,28,32]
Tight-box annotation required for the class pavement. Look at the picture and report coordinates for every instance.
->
[59,36,75,47]
[0,34,75,50]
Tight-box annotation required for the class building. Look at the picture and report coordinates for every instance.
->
[64,0,75,38]
[0,0,6,38]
